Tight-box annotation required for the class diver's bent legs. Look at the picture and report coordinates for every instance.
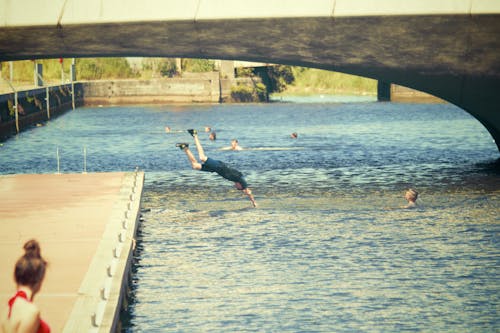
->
[192,133,208,162]
[183,147,202,170]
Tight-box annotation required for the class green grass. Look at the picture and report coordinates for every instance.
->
[279,67,377,96]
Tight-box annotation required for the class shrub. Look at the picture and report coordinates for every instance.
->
[182,59,215,72]
[255,82,268,101]
[231,85,255,102]
[252,65,295,94]
[159,59,178,77]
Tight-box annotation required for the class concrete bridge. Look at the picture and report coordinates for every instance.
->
[1,0,500,150]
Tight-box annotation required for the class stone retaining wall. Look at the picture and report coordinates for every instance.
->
[81,75,263,105]
[82,75,221,105]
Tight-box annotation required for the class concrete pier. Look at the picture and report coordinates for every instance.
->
[0,171,144,333]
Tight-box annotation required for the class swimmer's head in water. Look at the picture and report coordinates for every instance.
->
[405,188,418,202]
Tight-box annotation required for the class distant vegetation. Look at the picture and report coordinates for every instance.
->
[237,65,376,96]
[230,82,267,102]
[77,58,136,79]
[1,58,376,95]
[0,58,138,83]
[139,58,216,78]
[279,67,377,96]
[0,58,219,82]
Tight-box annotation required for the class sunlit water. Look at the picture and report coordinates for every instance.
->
[0,98,499,332]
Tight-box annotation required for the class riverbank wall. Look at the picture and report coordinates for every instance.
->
[82,74,221,105]
[390,84,444,103]
[0,83,84,140]
[378,82,444,103]
[82,73,261,106]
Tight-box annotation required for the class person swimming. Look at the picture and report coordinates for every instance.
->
[403,188,419,209]
[229,139,242,151]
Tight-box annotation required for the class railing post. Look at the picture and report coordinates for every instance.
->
[56,147,60,174]
[71,59,76,109]
[14,91,19,133]
[9,61,13,82]
[0,74,19,133]
[46,87,50,119]
[59,58,64,84]
[34,62,43,87]
[70,58,76,81]
[1,75,19,133]
[71,82,75,110]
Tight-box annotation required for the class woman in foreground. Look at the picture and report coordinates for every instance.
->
[1,239,50,333]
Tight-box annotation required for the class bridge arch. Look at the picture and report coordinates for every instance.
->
[1,0,499,150]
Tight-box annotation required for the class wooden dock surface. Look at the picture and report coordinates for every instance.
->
[0,171,143,332]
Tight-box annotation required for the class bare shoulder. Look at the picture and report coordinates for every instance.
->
[18,307,41,333]
[7,301,40,333]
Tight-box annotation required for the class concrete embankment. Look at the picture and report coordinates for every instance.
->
[0,171,144,332]
[390,84,444,103]
[81,74,259,105]
[82,74,221,105]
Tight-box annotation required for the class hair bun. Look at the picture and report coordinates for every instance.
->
[23,239,41,258]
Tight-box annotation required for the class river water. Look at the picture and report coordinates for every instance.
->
[0,97,499,332]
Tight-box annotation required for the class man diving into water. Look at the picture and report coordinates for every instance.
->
[176,129,257,208]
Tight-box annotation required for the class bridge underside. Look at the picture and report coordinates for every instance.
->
[1,15,499,150]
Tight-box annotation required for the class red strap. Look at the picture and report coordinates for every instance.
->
[7,290,50,332]
[7,290,28,318]
[39,319,51,333]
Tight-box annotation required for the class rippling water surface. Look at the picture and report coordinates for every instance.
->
[0,98,499,332]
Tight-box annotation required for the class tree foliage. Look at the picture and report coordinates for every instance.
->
[77,58,137,80]
[251,65,295,95]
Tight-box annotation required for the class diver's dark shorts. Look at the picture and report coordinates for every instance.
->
[201,157,248,189]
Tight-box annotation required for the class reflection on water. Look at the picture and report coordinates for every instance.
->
[0,99,498,332]
[130,189,499,332]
